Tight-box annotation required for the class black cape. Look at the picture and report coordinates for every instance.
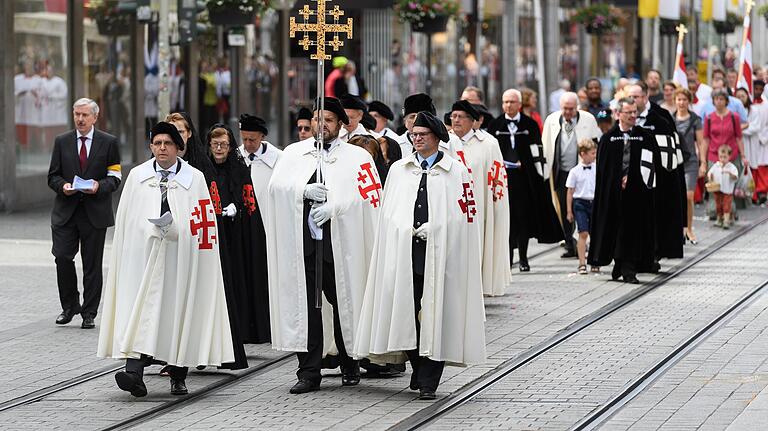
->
[640,103,685,259]
[588,124,657,270]
[488,113,563,247]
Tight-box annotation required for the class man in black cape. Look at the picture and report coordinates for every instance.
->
[488,88,563,271]
[627,83,685,264]
[588,98,658,284]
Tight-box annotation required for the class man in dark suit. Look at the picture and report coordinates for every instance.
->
[47,98,121,329]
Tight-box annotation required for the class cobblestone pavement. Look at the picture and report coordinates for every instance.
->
[0,205,765,430]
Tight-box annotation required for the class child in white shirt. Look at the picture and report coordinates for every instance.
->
[566,139,597,275]
[707,144,739,228]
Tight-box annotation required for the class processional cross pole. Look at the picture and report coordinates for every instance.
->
[289,0,353,308]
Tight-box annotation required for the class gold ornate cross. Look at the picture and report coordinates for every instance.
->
[745,0,755,15]
[676,23,687,44]
[289,0,353,61]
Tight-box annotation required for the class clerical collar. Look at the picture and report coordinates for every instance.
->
[323,137,342,151]
[154,159,180,174]
[504,113,521,122]
[619,124,632,133]
[416,151,440,169]
[460,129,475,143]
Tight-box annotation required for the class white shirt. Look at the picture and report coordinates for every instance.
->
[154,159,180,182]
[708,161,739,194]
[565,161,596,200]
[76,127,95,157]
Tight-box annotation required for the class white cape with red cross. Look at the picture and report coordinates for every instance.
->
[353,152,486,366]
[98,158,235,367]
[266,138,381,354]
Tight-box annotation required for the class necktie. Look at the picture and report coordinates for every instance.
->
[421,160,429,171]
[79,136,88,172]
[564,120,574,137]
[160,170,170,215]
[583,165,592,170]
[506,118,519,125]
[248,153,256,161]
[323,142,332,150]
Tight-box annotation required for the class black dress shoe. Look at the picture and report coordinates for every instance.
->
[561,250,577,259]
[623,275,640,284]
[55,310,76,325]
[409,374,420,391]
[289,379,320,394]
[81,316,95,329]
[115,371,148,397]
[342,363,361,386]
[418,389,437,400]
[519,262,530,272]
[611,266,621,281]
[170,378,188,395]
[650,261,661,274]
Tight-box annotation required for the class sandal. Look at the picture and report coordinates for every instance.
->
[590,266,600,273]
[578,265,588,275]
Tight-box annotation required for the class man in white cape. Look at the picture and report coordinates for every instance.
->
[97,122,234,397]
[354,111,486,400]
[449,100,511,296]
[266,97,381,394]
[237,113,282,227]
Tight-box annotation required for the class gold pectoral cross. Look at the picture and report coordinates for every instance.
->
[289,0,353,60]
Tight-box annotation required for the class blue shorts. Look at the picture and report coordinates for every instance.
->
[573,198,593,233]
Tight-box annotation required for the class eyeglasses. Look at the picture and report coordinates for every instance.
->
[209,141,230,149]
[620,110,637,115]
[409,131,433,140]
[297,126,311,132]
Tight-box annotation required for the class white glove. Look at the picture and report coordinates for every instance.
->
[413,223,430,241]
[223,203,237,218]
[304,183,328,202]
[309,204,333,226]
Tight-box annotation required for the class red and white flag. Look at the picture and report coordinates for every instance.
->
[672,42,688,89]
[736,14,753,98]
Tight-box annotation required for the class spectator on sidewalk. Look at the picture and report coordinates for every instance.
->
[521,88,543,132]
[584,78,608,117]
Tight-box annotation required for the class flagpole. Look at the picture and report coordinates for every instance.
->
[735,0,754,95]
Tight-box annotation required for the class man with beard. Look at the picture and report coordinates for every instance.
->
[488,89,563,272]
[267,97,380,394]
[627,83,685,264]
[449,100,510,296]
[588,98,658,284]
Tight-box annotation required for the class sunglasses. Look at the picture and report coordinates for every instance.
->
[297,126,311,132]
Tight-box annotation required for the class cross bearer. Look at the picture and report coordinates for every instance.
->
[266,97,381,394]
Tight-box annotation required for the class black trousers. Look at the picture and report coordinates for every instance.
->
[126,354,187,380]
[51,204,107,318]
[512,235,530,265]
[555,170,576,252]
[405,272,445,392]
[612,259,637,279]
[297,251,357,383]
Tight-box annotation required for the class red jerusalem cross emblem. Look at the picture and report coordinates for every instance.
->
[487,160,506,202]
[458,182,477,223]
[190,199,217,250]
[357,162,382,208]
[456,150,472,173]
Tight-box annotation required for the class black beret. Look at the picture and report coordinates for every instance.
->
[239,113,268,135]
[413,111,449,143]
[151,121,185,151]
[451,100,480,121]
[368,100,394,121]
[314,97,349,125]
[403,93,436,116]
[297,107,313,121]
[340,94,368,112]
[361,111,376,131]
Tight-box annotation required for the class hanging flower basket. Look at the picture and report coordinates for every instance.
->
[572,4,626,36]
[396,0,460,33]
[757,5,768,25]
[713,12,741,35]
[206,0,268,26]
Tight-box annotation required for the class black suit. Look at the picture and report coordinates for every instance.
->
[47,128,121,318]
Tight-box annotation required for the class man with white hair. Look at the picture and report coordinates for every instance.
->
[48,98,122,329]
[542,92,601,258]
